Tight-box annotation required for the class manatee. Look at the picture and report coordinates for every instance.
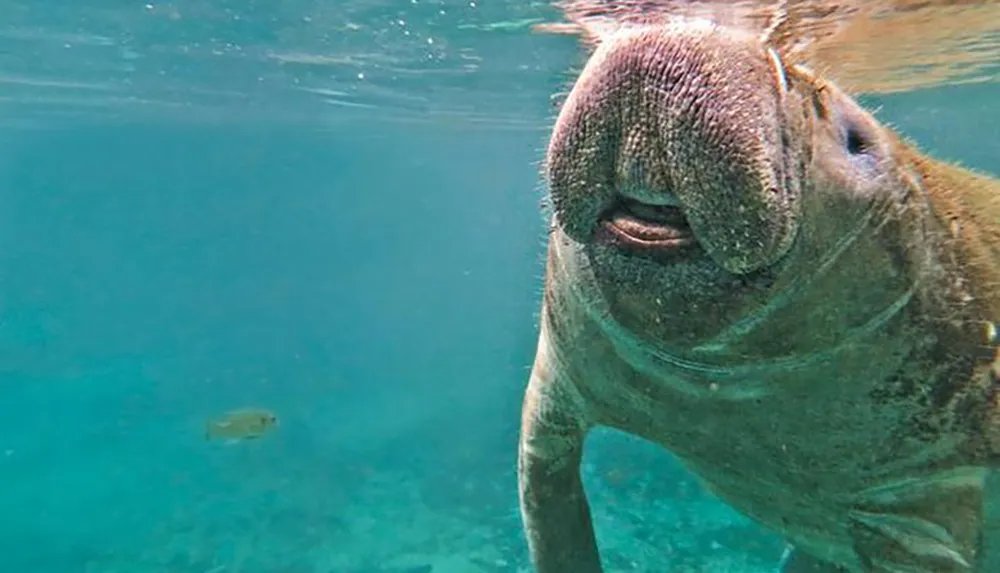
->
[517,14,1000,573]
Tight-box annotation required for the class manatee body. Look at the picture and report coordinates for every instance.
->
[518,17,1000,573]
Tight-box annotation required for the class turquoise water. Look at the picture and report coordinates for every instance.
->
[1,2,998,573]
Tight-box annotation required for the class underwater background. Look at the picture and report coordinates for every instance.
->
[1,1,998,572]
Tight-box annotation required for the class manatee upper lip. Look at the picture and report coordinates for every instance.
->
[597,193,699,254]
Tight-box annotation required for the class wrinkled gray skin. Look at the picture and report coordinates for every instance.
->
[519,18,1000,573]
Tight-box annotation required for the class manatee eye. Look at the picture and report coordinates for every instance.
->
[845,126,869,156]
[840,116,879,172]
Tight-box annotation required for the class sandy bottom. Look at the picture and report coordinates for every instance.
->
[71,429,786,573]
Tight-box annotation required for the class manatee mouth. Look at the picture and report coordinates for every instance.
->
[598,196,699,256]
[545,23,804,275]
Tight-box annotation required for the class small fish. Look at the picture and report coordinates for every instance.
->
[205,408,278,443]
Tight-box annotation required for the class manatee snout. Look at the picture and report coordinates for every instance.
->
[546,21,805,274]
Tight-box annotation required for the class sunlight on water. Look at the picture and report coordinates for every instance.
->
[0,0,572,129]
[537,0,1000,94]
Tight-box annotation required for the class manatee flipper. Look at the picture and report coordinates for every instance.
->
[518,336,601,573]
[779,547,843,573]
[843,470,984,572]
